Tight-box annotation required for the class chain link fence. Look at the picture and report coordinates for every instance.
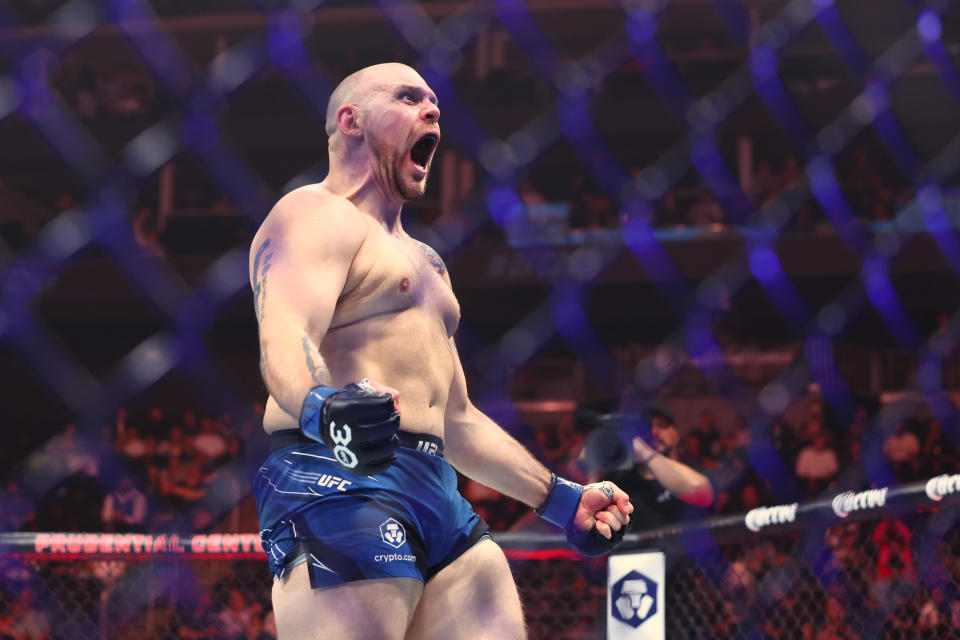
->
[4,504,960,640]
[3,0,960,638]
[0,468,956,639]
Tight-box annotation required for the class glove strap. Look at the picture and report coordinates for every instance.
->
[299,385,341,442]
[535,473,584,529]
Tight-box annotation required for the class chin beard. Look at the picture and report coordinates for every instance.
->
[375,155,427,203]
[394,170,424,201]
[371,135,428,202]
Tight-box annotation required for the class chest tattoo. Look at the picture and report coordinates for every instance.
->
[414,240,447,277]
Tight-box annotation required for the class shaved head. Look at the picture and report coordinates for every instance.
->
[324,63,424,139]
[322,62,441,203]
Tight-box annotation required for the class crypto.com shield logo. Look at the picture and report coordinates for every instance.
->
[379,518,406,549]
[610,570,658,628]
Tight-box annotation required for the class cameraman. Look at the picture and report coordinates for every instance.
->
[584,403,713,529]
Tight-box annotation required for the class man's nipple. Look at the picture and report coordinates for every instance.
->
[399,277,410,292]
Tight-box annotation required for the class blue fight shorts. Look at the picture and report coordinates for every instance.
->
[254,429,490,589]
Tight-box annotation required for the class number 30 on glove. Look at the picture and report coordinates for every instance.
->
[299,382,400,475]
[535,474,631,557]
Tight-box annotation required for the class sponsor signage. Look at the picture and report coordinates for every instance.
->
[832,488,888,518]
[608,552,665,640]
[379,518,406,549]
[744,503,799,532]
[926,474,960,501]
[28,533,262,555]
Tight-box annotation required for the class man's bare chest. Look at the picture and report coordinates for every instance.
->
[332,234,460,335]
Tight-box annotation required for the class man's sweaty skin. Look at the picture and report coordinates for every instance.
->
[249,63,631,537]
[252,62,634,640]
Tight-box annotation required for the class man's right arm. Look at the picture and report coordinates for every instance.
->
[632,438,714,506]
[250,192,364,419]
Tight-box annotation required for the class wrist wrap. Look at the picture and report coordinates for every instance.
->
[299,385,341,443]
[535,473,584,528]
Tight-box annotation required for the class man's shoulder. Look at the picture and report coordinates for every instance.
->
[253,185,369,257]
[267,185,365,230]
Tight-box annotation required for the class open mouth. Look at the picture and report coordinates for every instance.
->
[410,133,439,169]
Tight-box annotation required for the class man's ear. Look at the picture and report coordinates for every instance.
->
[337,104,362,139]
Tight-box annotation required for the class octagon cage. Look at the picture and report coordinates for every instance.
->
[2,0,960,639]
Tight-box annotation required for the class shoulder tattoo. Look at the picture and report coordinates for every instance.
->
[415,240,447,277]
[252,238,274,322]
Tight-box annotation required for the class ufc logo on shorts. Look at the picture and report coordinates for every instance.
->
[416,441,439,455]
[329,421,358,468]
[316,474,352,491]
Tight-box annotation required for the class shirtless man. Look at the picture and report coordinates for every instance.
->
[250,62,633,640]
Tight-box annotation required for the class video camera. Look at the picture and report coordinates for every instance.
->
[578,402,675,472]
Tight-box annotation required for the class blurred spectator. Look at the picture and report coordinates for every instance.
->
[794,432,839,496]
[845,147,877,214]
[870,200,891,222]
[652,189,684,227]
[777,156,807,200]
[462,479,522,530]
[196,462,246,530]
[137,434,165,487]
[162,458,207,503]
[921,418,957,475]
[157,425,189,465]
[873,519,914,580]
[262,610,277,639]
[145,406,170,436]
[917,598,943,636]
[217,587,259,639]
[690,409,721,460]
[518,178,546,206]
[799,414,826,445]
[750,159,777,205]
[688,189,724,226]
[117,425,147,460]
[815,595,857,640]
[771,416,800,469]
[0,481,35,532]
[0,587,50,640]
[170,591,218,640]
[101,74,154,116]
[736,482,763,513]
[132,207,166,258]
[46,424,100,478]
[790,199,819,233]
[193,418,228,462]
[587,193,616,229]
[883,421,921,481]
[679,433,707,469]
[101,476,148,532]
[832,523,865,565]
[246,614,275,640]
[181,410,200,436]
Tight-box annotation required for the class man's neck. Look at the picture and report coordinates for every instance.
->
[324,152,404,233]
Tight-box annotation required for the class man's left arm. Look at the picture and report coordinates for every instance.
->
[443,337,632,550]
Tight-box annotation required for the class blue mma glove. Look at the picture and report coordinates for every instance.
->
[299,382,400,475]
[535,473,628,557]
